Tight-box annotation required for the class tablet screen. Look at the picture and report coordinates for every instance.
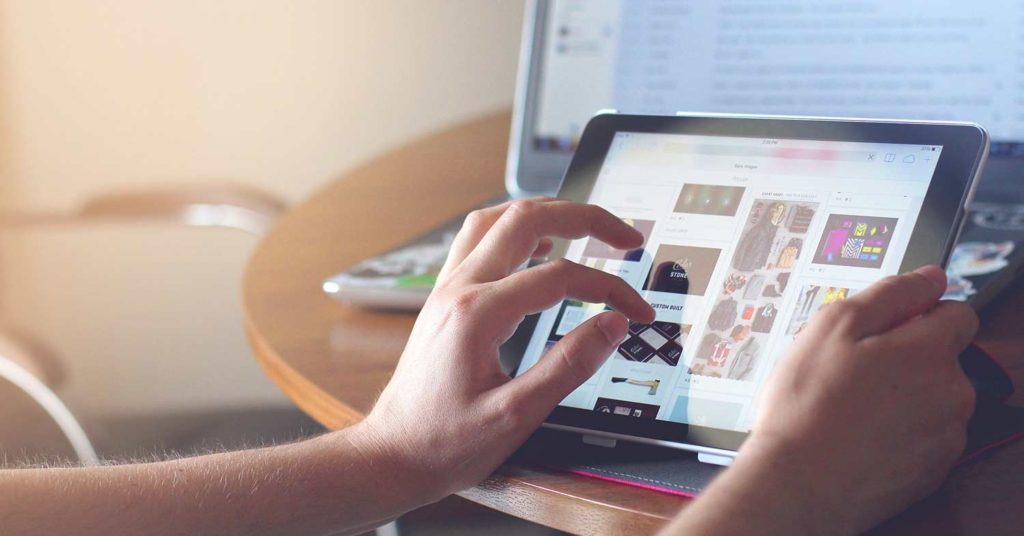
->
[514,132,943,433]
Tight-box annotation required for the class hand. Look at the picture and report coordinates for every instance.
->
[0,199,656,536]
[355,198,655,503]
[666,266,979,535]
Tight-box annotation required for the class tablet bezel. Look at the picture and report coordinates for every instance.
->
[502,113,989,454]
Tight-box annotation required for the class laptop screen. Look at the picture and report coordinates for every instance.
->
[531,0,1024,157]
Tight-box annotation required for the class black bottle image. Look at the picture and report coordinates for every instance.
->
[650,259,691,295]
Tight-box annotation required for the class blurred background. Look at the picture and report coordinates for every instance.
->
[0,0,521,455]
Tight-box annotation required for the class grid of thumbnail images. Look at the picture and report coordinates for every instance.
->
[691,196,818,380]
[538,182,900,418]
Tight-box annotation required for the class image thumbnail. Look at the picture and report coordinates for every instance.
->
[667,395,744,428]
[693,197,819,382]
[616,322,692,367]
[732,200,817,273]
[583,218,655,261]
[674,184,746,217]
[643,244,722,296]
[593,397,660,419]
[691,330,761,381]
[786,285,858,336]
[813,214,898,269]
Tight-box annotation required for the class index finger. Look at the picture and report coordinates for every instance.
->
[459,199,645,282]
[484,259,656,332]
[833,265,948,338]
[437,199,518,281]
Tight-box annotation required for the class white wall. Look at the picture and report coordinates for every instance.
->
[0,1,524,418]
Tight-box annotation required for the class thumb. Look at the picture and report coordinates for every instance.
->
[833,265,947,338]
[504,311,627,422]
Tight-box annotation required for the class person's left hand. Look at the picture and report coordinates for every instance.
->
[354,198,655,501]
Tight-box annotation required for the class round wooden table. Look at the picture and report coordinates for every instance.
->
[243,110,1024,535]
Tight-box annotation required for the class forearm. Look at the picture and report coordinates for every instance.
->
[660,441,854,536]
[0,421,438,536]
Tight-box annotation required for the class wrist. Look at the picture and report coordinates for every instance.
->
[674,437,851,535]
[331,418,450,508]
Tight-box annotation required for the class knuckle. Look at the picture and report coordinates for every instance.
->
[505,199,542,222]
[463,208,489,231]
[549,257,575,270]
[840,300,870,322]
[552,340,592,387]
[431,276,454,292]
[446,287,485,316]
[491,393,528,428]
[822,299,868,332]
[545,257,577,275]
[560,355,591,388]
[810,301,842,327]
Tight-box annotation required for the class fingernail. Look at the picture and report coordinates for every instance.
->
[597,313,628,345]
[914,265,947,291]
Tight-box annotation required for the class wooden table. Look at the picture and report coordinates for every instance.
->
[243,110,1024,535]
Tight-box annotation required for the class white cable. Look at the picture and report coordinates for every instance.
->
[0,355,99,466]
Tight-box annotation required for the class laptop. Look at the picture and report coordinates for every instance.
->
[327,0,1024,309]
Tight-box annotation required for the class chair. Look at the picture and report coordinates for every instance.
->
[0,185,285,235]
[0,330,98,465]
[0,184,286,466]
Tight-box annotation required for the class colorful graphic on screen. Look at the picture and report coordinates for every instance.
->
[813,214,898,269]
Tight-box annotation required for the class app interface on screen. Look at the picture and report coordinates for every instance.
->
[515,132,942,432]
[534,0,1024,150]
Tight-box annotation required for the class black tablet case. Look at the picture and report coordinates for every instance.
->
[957,158,1024,310]
[513,345,1024,496]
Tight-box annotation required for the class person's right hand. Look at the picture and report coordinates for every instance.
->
[664,266,979,535]
[353,198,655,509]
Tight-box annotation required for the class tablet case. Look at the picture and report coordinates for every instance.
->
[513,344,1024,497]
[945,203,1024,309]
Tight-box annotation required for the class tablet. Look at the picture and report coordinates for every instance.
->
[506,113,989,461]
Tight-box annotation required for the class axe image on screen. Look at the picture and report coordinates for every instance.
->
[610,377,661,395]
